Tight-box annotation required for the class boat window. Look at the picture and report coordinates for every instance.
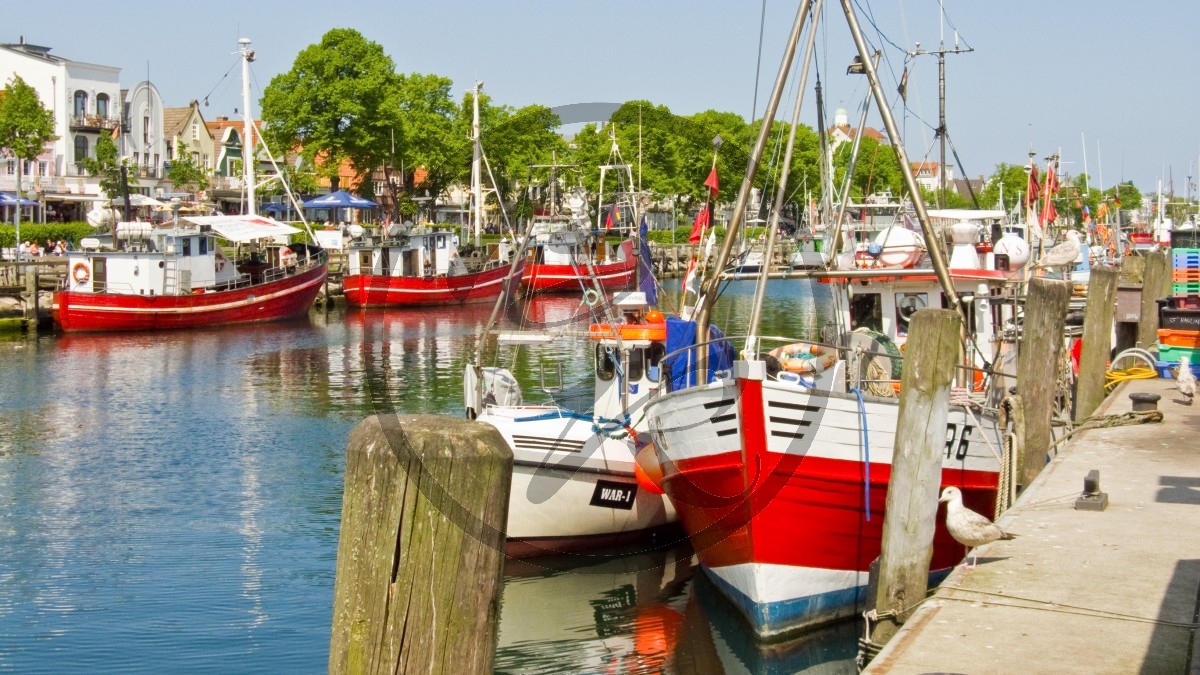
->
[437,235,446,249]
[182,237,192,256]
[628,348,645,381]
[895,292,927,336]
[850,292,882,332]
[942,292,977,334]
[595,345,616,381]
[360,251,372,271]
[647,342,666,382]
[198,236,208,255]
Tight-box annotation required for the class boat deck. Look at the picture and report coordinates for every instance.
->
[864,377,1200,674]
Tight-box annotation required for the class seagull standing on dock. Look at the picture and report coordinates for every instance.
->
[1029,229,1082,279]
[1178,356,1196,404]
[940,486,1016,568]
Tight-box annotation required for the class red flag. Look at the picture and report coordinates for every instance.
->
[605,202,619,230]
[703,166,719,195]
[688,205,710,244]
[1026,165,1040,205]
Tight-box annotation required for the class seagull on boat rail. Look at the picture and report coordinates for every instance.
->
[940,486,1016,568]
[1029,229,1082,278]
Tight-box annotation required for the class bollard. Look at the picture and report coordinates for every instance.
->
[329,414,512,675]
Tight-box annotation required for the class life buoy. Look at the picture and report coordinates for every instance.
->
[215,249,227,273]
[280,247,297,266]
[71,262,90,284]
[769,342,839,373]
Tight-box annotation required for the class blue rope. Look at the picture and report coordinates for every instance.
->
[849,387,871,522]
[513,410,592,423]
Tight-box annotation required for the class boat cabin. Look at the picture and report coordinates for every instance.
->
[346,228,466,278]
[589,292,667,428]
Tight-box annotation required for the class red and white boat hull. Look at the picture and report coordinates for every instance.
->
[522,258,636,295]
[648,369,999,637]
[343,260,522,307]
[52,262,327,332]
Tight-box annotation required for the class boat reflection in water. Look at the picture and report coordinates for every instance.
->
[496,542,857,674]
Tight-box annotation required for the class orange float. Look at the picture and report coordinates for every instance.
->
[589,323,667,341]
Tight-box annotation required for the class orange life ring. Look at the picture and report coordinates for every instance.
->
[588,323,667,342]
[769,342,839,373]
[71,262,90,284]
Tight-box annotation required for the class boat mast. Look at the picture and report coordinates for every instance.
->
[239,38,257,217]
[694,0,812,366]
[840,0,962,315]
[472,81,484,247]
[746,0,823,357]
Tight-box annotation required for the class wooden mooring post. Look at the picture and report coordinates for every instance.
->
[23,264,39,321]
[329,414,512,675]
[1017,277,1071,491]
[1137,250,1171,349]
[869,308,961,647]
[1075,266,1120,422]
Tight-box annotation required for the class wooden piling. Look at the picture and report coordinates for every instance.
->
[1016,277,1071,491]
[1075,267,1120,422]
[869,308,961,647]
[1137,250,1171,349]
[23,265,38,321]
[329,414,512,675]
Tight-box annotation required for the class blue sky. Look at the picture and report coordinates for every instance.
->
[7,0,1199,192]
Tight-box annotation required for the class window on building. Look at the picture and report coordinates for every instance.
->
[73,90,87,117]
[143,116,150,144]
[38,162,47,176]
[74,136,89,164]
[97,93,109,118]
[192,122,198,141]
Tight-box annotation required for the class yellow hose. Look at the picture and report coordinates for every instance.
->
[1104,366,1158,392]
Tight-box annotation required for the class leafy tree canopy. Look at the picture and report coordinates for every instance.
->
[260,28,401,187]
[0,75,57,169]
[83,132,137,199]
[165,142,210,195]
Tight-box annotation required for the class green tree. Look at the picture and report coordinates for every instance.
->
[388,72,460,219]
[260,29,402,195]
[978,163,1031,213]
[165,142,209,195]
[0,75,57,244]
[83,132,137,200]
[832,135,904,203]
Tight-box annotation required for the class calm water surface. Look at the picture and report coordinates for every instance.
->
[0,280,852,673]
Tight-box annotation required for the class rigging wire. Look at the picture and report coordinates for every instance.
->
[198,56,242,109]
[750,0,769,121]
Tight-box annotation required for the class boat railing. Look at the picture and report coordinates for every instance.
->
[658,332,1005,403]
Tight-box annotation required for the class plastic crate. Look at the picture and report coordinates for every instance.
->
[1161,306,1200,330]
[1173,252,1200,268]
[1174,282,1200,295]
[1157,329,1200,348]
[1174,247,1200,255]
[1157,359,1200,379]
[1157,343,1200,363]
[1168,295,1200,309]
[1172,268,1200,282]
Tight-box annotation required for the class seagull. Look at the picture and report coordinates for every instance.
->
[1178,356,1196,404]
[940,486,1016,568]
[1029,229,1082,279]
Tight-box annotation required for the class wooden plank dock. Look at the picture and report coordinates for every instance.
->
[863,376,1200,674]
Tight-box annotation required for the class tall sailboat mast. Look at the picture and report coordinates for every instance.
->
[238,38,257,217]
[471,81,484,247]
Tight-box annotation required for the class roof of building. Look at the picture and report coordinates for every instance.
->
[828,124,886,142]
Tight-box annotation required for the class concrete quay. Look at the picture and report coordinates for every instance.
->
[865,376,1200,674]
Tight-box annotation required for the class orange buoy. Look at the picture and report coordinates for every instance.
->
[634,443,665,495]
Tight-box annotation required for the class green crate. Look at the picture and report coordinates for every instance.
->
[1175,282,1200,294]
[1173,247,1200,255]
[1158,343,1200,363]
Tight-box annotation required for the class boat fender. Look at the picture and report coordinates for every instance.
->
[71,262,90,284]
[634,442,665,495]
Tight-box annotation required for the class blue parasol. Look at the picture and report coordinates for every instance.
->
[301,190,378,209]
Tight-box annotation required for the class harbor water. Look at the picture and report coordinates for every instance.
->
[0,279,855,673]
